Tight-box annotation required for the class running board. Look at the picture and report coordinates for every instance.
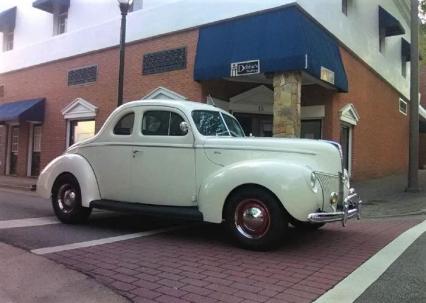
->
[90,200,203,221]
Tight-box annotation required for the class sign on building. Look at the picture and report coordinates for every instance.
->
[230,60,260,77]
[320,66,335,85]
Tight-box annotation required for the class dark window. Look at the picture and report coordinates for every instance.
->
[399,99,408,115]
[401,59,407,78]
[142,111,186,136]
[301,120,322,140]
[142,47,187,75]
[114,113,135,135]
[3,31,13,52]
[0,85,4,97]
[54,12,68,35]
[340,125,351,170]
[342,0,348,15]
[68,65,98,86]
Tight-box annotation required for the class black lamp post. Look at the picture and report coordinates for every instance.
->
[117,0,133,107]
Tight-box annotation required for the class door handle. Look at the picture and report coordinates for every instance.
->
[132,150,141,158]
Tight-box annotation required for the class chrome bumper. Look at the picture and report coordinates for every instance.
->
[308,188,362,226]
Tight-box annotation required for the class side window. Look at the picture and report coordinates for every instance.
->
[170,113,185,136]
[114,113,135,135]
[142,111,186,136]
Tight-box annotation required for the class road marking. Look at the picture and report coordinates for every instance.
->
[31,225,185,255]
[314,219,426,303]
[0,217,59,229]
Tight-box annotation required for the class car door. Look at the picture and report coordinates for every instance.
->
[79,110,136,202]
[130,106,196,206]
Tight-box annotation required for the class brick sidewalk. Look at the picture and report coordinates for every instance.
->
[46,218,422,303]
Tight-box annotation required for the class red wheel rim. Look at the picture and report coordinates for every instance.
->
[234,199,271,239]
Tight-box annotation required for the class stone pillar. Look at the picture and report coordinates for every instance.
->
[273,72,302,138]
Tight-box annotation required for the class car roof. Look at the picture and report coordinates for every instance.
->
[119,99,227,114]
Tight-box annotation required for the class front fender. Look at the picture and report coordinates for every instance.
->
[198,160,323,223]
[37,154,100,207]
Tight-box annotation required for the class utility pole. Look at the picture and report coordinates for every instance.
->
[117,0,133,107]
[407,0,420,191]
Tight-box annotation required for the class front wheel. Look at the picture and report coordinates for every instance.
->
[52,175,91,224]
[225,187,288,251]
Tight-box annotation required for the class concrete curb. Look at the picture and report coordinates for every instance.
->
[0,243,129,303]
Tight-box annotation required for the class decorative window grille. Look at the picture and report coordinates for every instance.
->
[143,47,187,75]
[68,65,98,86]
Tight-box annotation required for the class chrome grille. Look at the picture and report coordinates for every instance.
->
[314,172,340,210]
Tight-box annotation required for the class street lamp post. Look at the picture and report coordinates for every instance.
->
[117,0,133,107]
[407,0,420,192]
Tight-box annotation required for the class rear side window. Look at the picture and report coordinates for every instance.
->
[142,111,185,136]
[113,113,135,135]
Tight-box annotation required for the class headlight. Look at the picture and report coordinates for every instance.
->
[310,172,319,193]
[330,192,339,207]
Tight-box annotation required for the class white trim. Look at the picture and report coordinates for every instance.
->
[62,98,98,120]
[399,98,408,116]
[0,217,59,230]
[31,225,187,255]
[314,219,426,303]
[339,103,360,126]
[419,105,426,121]
[341,123,353,176]
[143,87,187,100]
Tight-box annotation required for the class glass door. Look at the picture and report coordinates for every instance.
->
[31,125,42,176]
[9,126,19,175]
[340,125,351,171]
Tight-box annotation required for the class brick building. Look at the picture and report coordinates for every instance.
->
[0,0,417,181]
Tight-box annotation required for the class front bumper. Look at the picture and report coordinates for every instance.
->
[307,188,362,226]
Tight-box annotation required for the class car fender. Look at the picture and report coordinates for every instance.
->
[37,153,100,207]
[198,159,323,223]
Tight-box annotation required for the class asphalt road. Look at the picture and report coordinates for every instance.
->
[356,233,426,303]
[0,189,183,251]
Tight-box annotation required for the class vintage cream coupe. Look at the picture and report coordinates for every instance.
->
[37,100,361,250]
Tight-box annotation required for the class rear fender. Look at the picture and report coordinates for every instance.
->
[37,154,100,207]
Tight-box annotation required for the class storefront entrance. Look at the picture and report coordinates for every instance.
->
[9,126,19,175]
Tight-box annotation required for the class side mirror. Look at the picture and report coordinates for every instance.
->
[179,121,189,135]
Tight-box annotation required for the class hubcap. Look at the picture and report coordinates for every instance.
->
[235,199,271,239]
[57,184,77,214]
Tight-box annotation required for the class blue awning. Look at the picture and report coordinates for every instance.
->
[401,38,410,61]
[194,6,348,92]
[32,0,70,14]
[0,7,16,33]
[0,98,45,122]
[379,6,405,37]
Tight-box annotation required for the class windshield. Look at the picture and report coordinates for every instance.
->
[192,110,245,137]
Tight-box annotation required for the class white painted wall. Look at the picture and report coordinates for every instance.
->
[0,0,411,98]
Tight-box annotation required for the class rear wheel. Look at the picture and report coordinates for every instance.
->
[225,187,288,251]
[52,175,91,224]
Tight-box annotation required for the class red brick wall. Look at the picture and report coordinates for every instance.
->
[0,30,201,175]
[330,47,409,181]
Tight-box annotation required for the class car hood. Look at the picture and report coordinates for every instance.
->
[201,137,343,174]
